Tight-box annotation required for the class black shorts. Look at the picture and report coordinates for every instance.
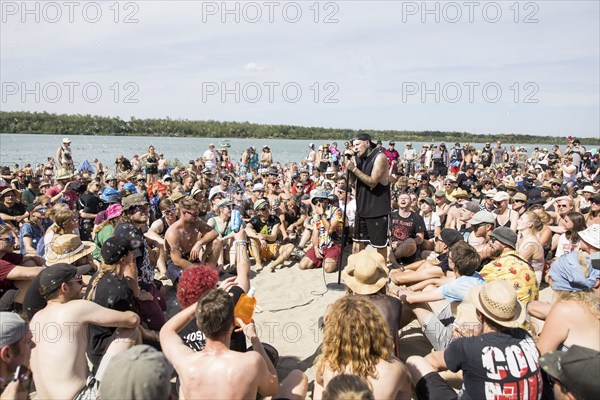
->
[416,372,458,400]
[353,214,389,248]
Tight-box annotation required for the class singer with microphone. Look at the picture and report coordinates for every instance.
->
[345,133,391,260]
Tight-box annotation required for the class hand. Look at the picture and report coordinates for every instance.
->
[190,241,204,260]
[138,290,154,302]
[346,159,356,173]
[235,318,258,339]
[217,276,238,293]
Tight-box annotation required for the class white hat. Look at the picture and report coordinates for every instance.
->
[579,224,600,250]
[62,137,71,144]
[582,186,596,194]
[252,183,264,192]
[493,191,510,202]
[468,211,496,225]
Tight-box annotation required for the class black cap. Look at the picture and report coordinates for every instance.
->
[421,173,430,180]
[440,229,463,247]
[101,236,140,265]
[540,345,600,399]
[354,132,375,148]
[39,264,77,298]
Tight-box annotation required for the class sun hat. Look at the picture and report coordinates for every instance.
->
[468,211,496,225]
[190,187,203,198]
[253,198,269,211]
[489,226,518,249]
[342,250,389,295]
[469,280,526,328]
[582,185,596,194]
[483,188,497,198]
[55,170,72,181]
[105,174,117,182]
[0,312,27,348]
[539,346,600,399]
[217,198,233,208]
[46,234,96,266]
[62,138,71,144]
[434,189,446,197]
[105,203,123,220]
[440,228,464,247]
[121,193,148,210]
[252,183,264,192]
[100,187,119,203]
[310,189,330,205]
[99,344,173,400]
[169,191,185,203]
[101,236,141,265]
[493,191,510,202]
[549,251,600,292]
[39,263,78,297]
[512,192,527,202]
[453,188,469,199]
[578,224,600,250]
[0,188,16,198]
[123,183,137,195]
[502,177,517,189]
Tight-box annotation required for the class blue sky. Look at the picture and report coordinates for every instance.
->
[1,0,598,137]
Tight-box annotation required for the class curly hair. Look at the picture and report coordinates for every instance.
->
[177,264,219,308]
[555,290,600,320]
[315,297,393,380]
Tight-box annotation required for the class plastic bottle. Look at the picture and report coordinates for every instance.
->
[234,288,256,325]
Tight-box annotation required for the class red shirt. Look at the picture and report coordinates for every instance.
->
[0,253,24,294]
[46,186,78,210]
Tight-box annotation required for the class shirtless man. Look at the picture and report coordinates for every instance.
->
[30,264,139,399]
[165,197,220,282]
[160,288,279,399]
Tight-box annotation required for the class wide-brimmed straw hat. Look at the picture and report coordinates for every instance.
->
[46,234,96,266]
[469,280,526,328]
[342,250,389,295]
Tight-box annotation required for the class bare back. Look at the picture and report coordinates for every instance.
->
[178,347,267,400]
[322,358,412,400]
[30,302,91,399]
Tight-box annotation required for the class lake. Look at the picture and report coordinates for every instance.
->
[0,133,548,168]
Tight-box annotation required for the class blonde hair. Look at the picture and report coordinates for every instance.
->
[315,297,393,380]
[48,204,75,233]
[86,261,125,301]
[555,290,600,320]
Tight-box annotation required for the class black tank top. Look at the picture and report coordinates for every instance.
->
[355,148,391,218]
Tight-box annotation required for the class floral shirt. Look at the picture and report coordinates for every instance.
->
[479,250,539,305]
[315,206,343,250]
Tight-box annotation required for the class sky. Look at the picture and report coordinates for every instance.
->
[1,0,599,137]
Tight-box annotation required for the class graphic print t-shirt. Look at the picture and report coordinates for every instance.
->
[390,211,425,243]
[445,329,543,400]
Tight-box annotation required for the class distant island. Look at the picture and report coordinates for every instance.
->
[1,111,599,145]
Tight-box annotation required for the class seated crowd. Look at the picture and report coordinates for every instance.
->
[1,136,599,400]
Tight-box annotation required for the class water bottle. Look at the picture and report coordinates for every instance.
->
[234,288,256,325]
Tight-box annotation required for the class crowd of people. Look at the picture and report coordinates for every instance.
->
[1,134,599,400]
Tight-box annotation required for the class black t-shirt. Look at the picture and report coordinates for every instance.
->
[457,174,479,192]
[444,329,543,400]
[177,285,247,353]
[248,215,280,237]
[0,203,26,228]
[390,210,425,243]
[86,272,136,370]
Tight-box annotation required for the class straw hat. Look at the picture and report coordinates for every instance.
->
[453,188,469,199]
[342,250,389,295]
[46,234,96,266]
[55,170,72,181]
[169,191,185,203]
[469,280,526,328]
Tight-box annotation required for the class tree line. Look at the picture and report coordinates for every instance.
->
[1,111,598,145]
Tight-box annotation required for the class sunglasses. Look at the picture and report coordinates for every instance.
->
[259,206,270,211]
[556,204,569,208]
[182,209,197,216]
[494,201,504,205]
[0,237,16,244]
[133,205,149,213]
[221,176,230,181]
[163,207,177,215]
[552,183,560,187]
[235,191,244,195]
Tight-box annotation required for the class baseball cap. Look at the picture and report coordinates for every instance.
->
[540,345,600,399]
[440,228,463,247]
[99,345,173,400]
[121,193,148,210]
[39,264,78,298]
[463,201,481,214]
[0,312,27,348]
[101,236,141,265]
[468,211,496,225]
[354,132,375,148]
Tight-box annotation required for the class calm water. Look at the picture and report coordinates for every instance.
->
[0,133,544,168]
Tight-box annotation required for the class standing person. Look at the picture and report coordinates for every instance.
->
[306,143,317,174]
[56,137,74,173]
[345,133,391,260]
[493,140,506,167]
[384,141,400,169]
[403,143,417,176]
[78,179,104,241]
[141,145,159,184]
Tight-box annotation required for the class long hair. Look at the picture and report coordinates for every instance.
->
[315,297,393,380]
[48,203,74,233]
[86,260,125,301]
[565,211,586,242]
